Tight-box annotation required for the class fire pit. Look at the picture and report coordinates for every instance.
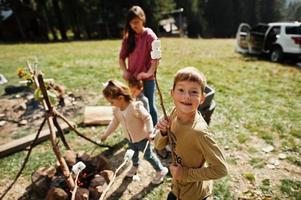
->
[31,150,113,200]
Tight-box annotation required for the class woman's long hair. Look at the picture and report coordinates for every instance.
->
[124,5,146,55]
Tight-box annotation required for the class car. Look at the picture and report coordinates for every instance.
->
[236,21,301,62]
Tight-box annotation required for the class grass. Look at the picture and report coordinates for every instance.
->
[0,38,300,199]
[279,179,301,199]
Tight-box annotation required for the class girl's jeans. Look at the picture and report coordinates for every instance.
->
[143,79,158,126]
[127,138,164,172]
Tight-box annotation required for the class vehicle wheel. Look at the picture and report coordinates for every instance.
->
[270,47,283,62]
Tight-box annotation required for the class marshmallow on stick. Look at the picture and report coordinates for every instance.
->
[151,39,161,59]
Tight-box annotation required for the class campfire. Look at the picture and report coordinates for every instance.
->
[0,62,114,200]
[31,150,113,200]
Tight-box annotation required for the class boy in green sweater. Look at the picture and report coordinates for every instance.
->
[154,67,228,200]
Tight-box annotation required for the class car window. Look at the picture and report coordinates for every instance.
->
[270,26,281,35]
[285,26,301,34]
[240,26,250,33]
[251,24,269,33]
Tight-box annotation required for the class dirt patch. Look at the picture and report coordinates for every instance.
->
[0,89,85,145]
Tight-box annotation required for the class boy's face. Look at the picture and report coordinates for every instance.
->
[171,81,204,115]
[130,87,142,98]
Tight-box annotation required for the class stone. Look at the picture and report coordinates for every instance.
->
[0,120,6,127]
[262,145,274,153]
[45,187,68,200]
[278,153,287,160]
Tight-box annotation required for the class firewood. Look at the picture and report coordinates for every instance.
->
[31,166,57,197]
[99,170,114,184]
[92,154,110,173]
[45,187,68,200]
[74,187,89,200]
[89,175,107,200]
[64,150,77,166]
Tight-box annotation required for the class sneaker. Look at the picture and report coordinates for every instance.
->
[151,167,168,184]
[126,166,138,177]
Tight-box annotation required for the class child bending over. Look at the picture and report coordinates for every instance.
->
[154,67,228,200]
[128,76,150,112]
[100,80,168,184]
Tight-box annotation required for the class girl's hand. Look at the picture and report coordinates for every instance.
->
[100,133,108,142]
[169,163,183,180]
[147,131,156,141]
[137,72,151,80]
[156,117,170,133]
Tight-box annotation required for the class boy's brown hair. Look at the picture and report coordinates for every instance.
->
[128,76,143,90]
[102,80,133,102]
[172,67,207,93]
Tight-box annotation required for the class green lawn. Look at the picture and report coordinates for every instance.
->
[0,38,300,199]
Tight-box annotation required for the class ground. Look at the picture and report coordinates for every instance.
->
[0,38,300,200]
[1,90,300,200]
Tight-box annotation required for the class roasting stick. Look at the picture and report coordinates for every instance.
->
[71,161,86,200]
[99,149,135,200]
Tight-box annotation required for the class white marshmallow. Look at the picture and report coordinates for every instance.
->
[124,149,135,160]
[151,50,161,59]
[151,40,161,50]
[72,161,86,174]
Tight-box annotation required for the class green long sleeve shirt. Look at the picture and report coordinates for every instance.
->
[154,108,228,200]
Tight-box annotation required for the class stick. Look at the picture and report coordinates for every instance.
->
[142,140,149,156]
[55,110,112,149]
[37,74,75,189]
[53,116,71,150]
[154,70,176,162]
[71,173,80,200]
[98,157,129,200]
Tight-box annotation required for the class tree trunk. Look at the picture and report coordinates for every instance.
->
[51,0,67,40]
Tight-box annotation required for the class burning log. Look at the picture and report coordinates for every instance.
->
[30,152,113,200]
[74,188,89,200]
[45,187,68,200]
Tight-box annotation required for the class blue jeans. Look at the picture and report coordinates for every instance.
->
[143,79,158,126]
[127,138,164,172]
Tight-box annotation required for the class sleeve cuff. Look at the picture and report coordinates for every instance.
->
[181,167,189,181]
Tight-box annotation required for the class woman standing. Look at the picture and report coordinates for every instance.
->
[119,5,159,125]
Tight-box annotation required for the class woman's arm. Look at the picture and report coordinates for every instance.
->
[137,59,159,80]
[119,58,130,80]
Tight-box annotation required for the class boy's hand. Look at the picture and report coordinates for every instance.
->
[100,133,108,142]
[169,163,183,180]
[156,117,170,133]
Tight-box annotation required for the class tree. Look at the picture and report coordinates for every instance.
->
[51,0,67,40]
[287,1,301,21]
[204,0,235,37]
[257,0,284,23]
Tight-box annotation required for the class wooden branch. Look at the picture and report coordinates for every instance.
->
[37,73,75,189]
[53,116,71,150]
[99,158,129,200]
[55,110,113,149]
[154,70,176,162]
